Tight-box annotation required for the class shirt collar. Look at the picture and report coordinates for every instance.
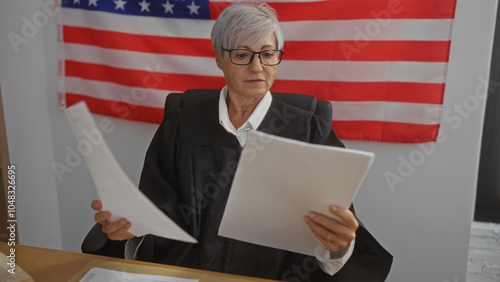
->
[218,86,272,143]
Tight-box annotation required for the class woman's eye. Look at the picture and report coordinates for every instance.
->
[262,51,274,58]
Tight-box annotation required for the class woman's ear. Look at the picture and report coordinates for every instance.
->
[215,51,223,70]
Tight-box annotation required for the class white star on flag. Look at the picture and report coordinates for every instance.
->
[73,0,81,4]
[138,0,151,12]
[187,0,200,15]
[88,0,98,7]
[162,0,175,14]
[114,0,127,11]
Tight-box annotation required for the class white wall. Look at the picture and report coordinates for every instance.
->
[0,0,63,250]
[0,0,497,281]
[346,1,498,281]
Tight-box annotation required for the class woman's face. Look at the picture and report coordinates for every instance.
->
[216,34,278,101]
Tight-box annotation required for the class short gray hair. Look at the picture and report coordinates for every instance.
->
[211,2,284,55]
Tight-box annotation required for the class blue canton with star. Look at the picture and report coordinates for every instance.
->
[62,0,210,19]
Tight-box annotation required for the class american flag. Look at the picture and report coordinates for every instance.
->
[58,0,457,143]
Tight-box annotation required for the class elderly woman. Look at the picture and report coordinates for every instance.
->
[91,2,392,281]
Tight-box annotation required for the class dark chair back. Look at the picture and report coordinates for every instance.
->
[164,89,332,124]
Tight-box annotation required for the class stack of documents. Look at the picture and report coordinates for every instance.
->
[219,130,374,256]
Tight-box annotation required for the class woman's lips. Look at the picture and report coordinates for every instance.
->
[246,79,264,84]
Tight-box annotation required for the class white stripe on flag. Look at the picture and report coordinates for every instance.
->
[331,101,442,124]
[61,8,453,41]
[64,43,222,76]
[282,19,453,41]
[66,75,443,125]
[65,77,168,108]
[277,60,447,83]
[65,43,447,83]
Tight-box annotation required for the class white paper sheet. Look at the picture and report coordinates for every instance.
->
[218,130,374,256]
[65,102,196,243]
[79,267,199,282]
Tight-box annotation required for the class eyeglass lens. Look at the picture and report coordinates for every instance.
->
[230,50,282,65]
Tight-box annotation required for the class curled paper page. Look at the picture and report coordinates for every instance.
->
[65,102,196,243]
[219,130,374,256]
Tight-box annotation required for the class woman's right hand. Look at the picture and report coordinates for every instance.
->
[91,199,135,241]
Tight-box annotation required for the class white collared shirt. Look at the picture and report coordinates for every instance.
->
[218,86,272,147]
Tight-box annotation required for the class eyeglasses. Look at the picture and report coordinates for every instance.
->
[222,48,284,66]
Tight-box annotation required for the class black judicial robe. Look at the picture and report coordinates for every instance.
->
[133,96,392,281]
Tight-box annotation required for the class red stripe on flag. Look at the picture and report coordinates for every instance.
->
[272,80,445,104]
[66,93,163,123]
[65,61,226,91]
[63,26,214,57]
[332,120,440,143]
[65,61,444,105]
[210,0,457,21]
[63,25,452,62]
[285,41,452,62]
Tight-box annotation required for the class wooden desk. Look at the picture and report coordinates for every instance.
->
[0,243,277,282]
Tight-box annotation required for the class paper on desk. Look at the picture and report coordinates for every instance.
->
[218,130,374,256]
[79,267,199,282]
[65,102,196,243]
[0,252,33,282]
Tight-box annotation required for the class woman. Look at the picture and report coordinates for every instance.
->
[92,3,392,281]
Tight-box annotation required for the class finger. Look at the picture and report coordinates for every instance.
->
[307,213,355,241]
[328,206,359,230]
[107,220,133,241]
[305,217,350,252]
[108,222,133,241]
[102,218,130,236]
[94,211,111,224]
[306,212,355,240]
[319,231,349,252]
[91,199,102,211]
[109,231,134,241]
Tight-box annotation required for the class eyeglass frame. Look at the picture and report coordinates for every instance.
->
[222,48,285,66]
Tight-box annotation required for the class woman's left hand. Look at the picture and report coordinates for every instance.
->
[304,205,358,254]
